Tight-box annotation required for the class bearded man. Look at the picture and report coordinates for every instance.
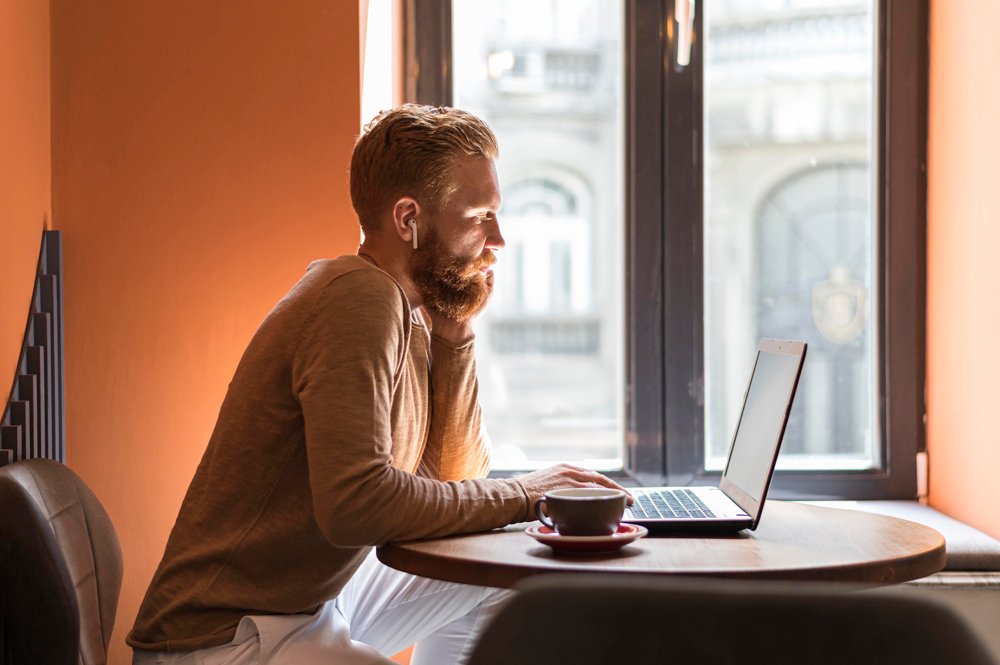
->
[127,105,627,665]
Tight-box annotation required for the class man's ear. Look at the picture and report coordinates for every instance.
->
[392,197,420,247]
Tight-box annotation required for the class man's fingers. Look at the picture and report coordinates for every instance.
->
[570,470,635,506]
[519,465,635,506]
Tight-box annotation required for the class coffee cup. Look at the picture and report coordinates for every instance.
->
[533,488,627,536]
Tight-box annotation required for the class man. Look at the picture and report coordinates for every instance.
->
[128,104,627,664]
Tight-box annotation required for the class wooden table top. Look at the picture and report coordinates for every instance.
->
[376,501,946,588]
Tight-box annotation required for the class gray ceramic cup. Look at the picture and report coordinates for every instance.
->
[533,488,627,536]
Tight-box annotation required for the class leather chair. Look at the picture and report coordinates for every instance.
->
[0,459,123,665]
[467,573,997,665]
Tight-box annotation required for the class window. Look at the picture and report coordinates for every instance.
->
[361,0,399,127]
[446,1,625,471]
[405,0,927,498]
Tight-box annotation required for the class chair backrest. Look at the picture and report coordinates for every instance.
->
[0,459,123,665]
[467,573,996,665]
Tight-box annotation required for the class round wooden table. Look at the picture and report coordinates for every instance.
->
[376,501,946,588]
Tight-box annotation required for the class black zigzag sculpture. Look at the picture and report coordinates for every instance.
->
[1,231,64,466]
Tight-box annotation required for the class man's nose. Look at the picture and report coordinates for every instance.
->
[485,217,505,250]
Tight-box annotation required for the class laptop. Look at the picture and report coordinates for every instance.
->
[622,338,807,533]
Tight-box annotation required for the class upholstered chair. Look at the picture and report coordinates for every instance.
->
[467,573,996,665]
[0,459,123,665]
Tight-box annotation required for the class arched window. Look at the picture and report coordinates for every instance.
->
[754,162,872,457]
[504,178,578,216]
[493,175,593,319]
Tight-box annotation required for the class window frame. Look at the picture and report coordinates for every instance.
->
[403,0,928,499]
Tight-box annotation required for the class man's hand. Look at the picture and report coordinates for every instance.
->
[516,464,634,506]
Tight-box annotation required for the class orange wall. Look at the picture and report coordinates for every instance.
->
[10,1,990,662]
[50,2,360,662]
[926,0,1000,538]
[0,1,51,404]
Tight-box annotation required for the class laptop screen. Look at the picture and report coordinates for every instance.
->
[721,342,806,504]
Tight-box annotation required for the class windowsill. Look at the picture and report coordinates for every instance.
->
[800,500,1000,572]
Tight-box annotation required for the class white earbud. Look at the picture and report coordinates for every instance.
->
[408,219,418,250]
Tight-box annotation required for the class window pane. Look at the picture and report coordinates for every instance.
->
[452,0,625,471]
[361,0,397,127]
[704,1,878,470]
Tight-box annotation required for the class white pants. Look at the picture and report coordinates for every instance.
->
[133,551,511,665]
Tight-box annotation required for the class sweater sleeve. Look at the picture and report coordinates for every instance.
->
[417,333,492,482]
[291,270,530,547]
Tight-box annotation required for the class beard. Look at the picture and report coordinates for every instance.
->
[411,226,496,323]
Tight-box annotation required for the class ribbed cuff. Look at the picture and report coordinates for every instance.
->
[511,477,534,523]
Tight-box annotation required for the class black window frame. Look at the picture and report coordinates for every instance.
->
[403,0,928,499]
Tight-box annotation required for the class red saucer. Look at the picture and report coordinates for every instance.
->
[525,522,648,555]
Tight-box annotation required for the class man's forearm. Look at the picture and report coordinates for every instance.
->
[425,335,491,480]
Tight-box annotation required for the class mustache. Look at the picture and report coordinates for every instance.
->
[472,252,497,271]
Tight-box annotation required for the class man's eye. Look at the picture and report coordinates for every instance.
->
[474,215,487,225]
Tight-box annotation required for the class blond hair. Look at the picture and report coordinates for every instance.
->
[350,104,499,233]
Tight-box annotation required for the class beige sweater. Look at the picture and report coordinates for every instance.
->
[128,256,531,652]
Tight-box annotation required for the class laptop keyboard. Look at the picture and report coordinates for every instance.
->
[628,489,717,519]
